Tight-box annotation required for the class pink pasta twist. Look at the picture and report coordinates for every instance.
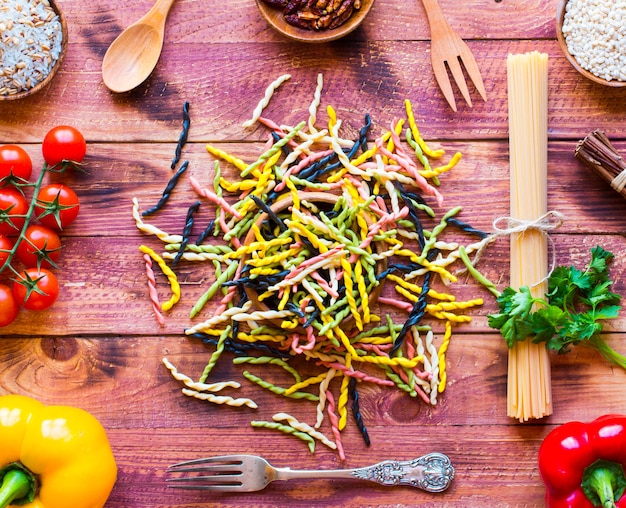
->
[143,253,165,326]
[325,391,345,461]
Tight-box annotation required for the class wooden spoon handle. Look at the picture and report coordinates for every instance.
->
[141,0,177,27]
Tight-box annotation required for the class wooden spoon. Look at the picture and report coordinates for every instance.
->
[102,0,176,93]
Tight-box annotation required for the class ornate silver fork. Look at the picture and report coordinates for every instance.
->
[166,453,455,493]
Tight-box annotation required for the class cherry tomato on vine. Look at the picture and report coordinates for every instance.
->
[0,187,28,236]
[0,145,32,181]
[35,183,80,230]
[42,126,86,165]
[0,234,12,269]
[0,284,19,327]
[12,268,59,311]
[16,225,62,268]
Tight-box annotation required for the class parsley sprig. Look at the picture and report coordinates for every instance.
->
[488,246,626,370]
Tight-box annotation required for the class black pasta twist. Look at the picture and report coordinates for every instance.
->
[187,332,291,358]
[173,200,201,265]
[142,160,189,216]
[446,216,488,239]
[171,101,190,169]
[195,218,216,245]
[390,267,434,356]
[349,377,370,447]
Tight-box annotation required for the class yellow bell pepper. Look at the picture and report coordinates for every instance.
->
[0,394,117,508]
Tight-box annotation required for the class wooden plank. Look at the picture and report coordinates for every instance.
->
[2,0,626,506]
[1,40,625,142]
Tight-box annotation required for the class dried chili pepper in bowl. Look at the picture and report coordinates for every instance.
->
[256,0,375,43]
[539,415,626,507]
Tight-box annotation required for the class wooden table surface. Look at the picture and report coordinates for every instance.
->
[1,0,626,506]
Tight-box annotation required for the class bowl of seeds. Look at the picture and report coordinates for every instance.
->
[256,0,375,43]
[556,0,626,87]
[0,0,68,100]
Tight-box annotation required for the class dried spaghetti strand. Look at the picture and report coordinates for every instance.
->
[506,51,552,422]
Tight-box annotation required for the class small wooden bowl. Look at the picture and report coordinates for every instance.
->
[240,192,387,332]
[255,0,375,43]
[0,0,68,101]
[556,0,626,87]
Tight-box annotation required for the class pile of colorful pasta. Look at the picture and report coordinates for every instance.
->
[132,74,497,458]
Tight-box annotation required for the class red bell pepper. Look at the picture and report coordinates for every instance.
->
[539,415,626,508]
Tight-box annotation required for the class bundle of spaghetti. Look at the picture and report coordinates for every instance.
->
[136,74,500,456]
[506,51,552,422]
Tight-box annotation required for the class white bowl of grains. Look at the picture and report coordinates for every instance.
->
[556,0,626,87]
[0,0,68,100]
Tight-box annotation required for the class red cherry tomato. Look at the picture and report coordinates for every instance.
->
[35,183,80,230]
[0,284,19,326]
[0,234,12,268]
[16,225,62,268]
[0,145,32,181]
[12,268,59,311]
[0,187,28,236]
[42,126,86,165]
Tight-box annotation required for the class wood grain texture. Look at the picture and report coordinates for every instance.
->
[1,0,626,506]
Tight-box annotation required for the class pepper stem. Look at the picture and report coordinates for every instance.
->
[0,467,34,508]
[582,459,626,508]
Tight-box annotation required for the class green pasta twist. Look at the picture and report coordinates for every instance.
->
[250,420,315,452]
[198,326,231,383]
[242,371,319,401]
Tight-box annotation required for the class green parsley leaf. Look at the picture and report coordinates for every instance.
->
[488,246,626,372]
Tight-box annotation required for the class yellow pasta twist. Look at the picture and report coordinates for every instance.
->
[205,144,248,172]
[404,99,444,159]
[438,321,452,393]
[354,260,370,324]
[138,245,180,311]
[340,257,362,331]
[285,373,328,396]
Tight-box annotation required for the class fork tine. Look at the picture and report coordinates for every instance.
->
[168,484,245,492]
[168,455,245,469]
[167,464,243,474]
[430,55,457,112]
[167,474,243,484]
[446,55,473,108]
[458,50,487,102]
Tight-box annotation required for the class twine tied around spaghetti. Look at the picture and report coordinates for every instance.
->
[458,210,565,287]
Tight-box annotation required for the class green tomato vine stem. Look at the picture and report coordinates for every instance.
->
[0,163,51,277]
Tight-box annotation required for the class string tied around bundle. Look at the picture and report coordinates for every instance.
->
[459,211,565,286]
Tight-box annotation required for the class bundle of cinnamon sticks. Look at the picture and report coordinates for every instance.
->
[575,130,626,198]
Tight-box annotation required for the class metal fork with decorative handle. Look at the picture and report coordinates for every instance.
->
[167,452,455,493]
